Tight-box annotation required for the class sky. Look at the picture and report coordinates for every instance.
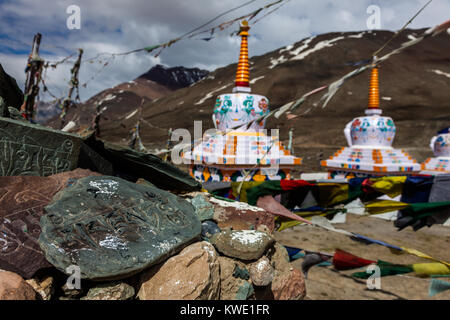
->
[0,0,449,102]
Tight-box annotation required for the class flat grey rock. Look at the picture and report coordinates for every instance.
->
[0,169,100,279]
[0,116,82,176]
[38,176,201,280]
[191,194,215,221]
[210,230,274,261]
[82,136,202,192]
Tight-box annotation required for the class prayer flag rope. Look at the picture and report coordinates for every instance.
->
[285,246,450,279]
[225,177,450,266]
[224,19,450,133]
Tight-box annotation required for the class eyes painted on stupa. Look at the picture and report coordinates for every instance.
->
[259,98,269,113]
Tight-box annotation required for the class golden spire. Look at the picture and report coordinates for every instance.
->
[368,67,380,109]
[235,20,250,88]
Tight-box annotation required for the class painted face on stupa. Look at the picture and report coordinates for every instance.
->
[350,116,396,147]
[347,66,398,147]
[213,93,270,131]
[259,98,269,114]
[431,133,450,157]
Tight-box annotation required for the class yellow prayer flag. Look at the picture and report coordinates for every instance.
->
[412,263,450,276]
[365,200,409,215]
[402,247,450,268]
[370,176,407,198]
[317,183,349,207]
[231,181,263,203]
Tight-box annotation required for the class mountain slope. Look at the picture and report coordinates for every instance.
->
[116,28,449,171]
[45,64,208,129]
[45,28,450,172]
[137,64,208,90]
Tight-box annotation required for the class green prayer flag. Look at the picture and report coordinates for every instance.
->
[246,181,281,205]
[352,260,413,279]
[144,45,160,52]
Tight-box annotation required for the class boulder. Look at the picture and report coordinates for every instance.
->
[138,241,220,300]
[0,270,37,300]
[81,282,135,300]
[0,168,100,278]
[82,136,202,192]
[38,176,201,280]
[77,141,114,176]
[267,242,291,272]
[210,230,274,261]
[61,283,82,299]
[271,268,306,300]
[190,194,215,221]
[201,220,221,241]
[0,116,83,176]
[233,265,250,280]
[0,64,23,110]
[135,178,156,188]
[217,256,254,300]
[235,282,254,300]
[266,243,306,300]
[249,256,274,287]
[26,276,54,300]
[210,197,275,233]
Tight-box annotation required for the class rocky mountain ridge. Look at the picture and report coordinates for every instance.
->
[44,28,450,172]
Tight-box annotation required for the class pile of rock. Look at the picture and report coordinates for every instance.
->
[0,110,305,300]
[0,171,305,300]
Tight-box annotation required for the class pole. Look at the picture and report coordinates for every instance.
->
[60,48,83,129]
[21,33,44,120]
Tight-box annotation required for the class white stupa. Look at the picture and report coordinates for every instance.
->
[321,67,421,179]
[421,128,450,174]
[182,21,302,182]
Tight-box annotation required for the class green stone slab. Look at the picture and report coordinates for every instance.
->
[38,176,201,280]
[0,116,82,176]
[83,135,202,192]
[190,194,215,221]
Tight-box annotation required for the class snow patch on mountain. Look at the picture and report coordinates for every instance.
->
[269,55,288,69]
[250,76,265,84]
[125,108,139,120]
[430,69,450,79]
[348,32,365,38]
[291,36,345,61]
[195,84,231,105]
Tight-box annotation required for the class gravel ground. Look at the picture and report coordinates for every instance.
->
[274,214,450,300]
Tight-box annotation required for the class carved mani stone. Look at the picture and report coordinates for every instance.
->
[0,116,82,177]
[0,169,101,279]
[38,176,201,281]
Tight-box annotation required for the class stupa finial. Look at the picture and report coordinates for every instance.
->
[234,20,251,92]
[365,66,382,115]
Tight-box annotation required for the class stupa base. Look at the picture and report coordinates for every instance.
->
[325,168,420,179]
[190,164,296,182]
[321,146,421,179]
[420,157,450,175]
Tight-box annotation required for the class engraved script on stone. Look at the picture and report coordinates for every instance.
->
[0,117,82,177]
[0,169,99,278]
[38,176,201,280]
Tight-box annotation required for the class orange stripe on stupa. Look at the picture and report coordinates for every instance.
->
[368,67,380,109]
[235,20,250,88]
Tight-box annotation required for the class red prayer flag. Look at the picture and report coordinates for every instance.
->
[333,249,376,270]
[280,179,315,191]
